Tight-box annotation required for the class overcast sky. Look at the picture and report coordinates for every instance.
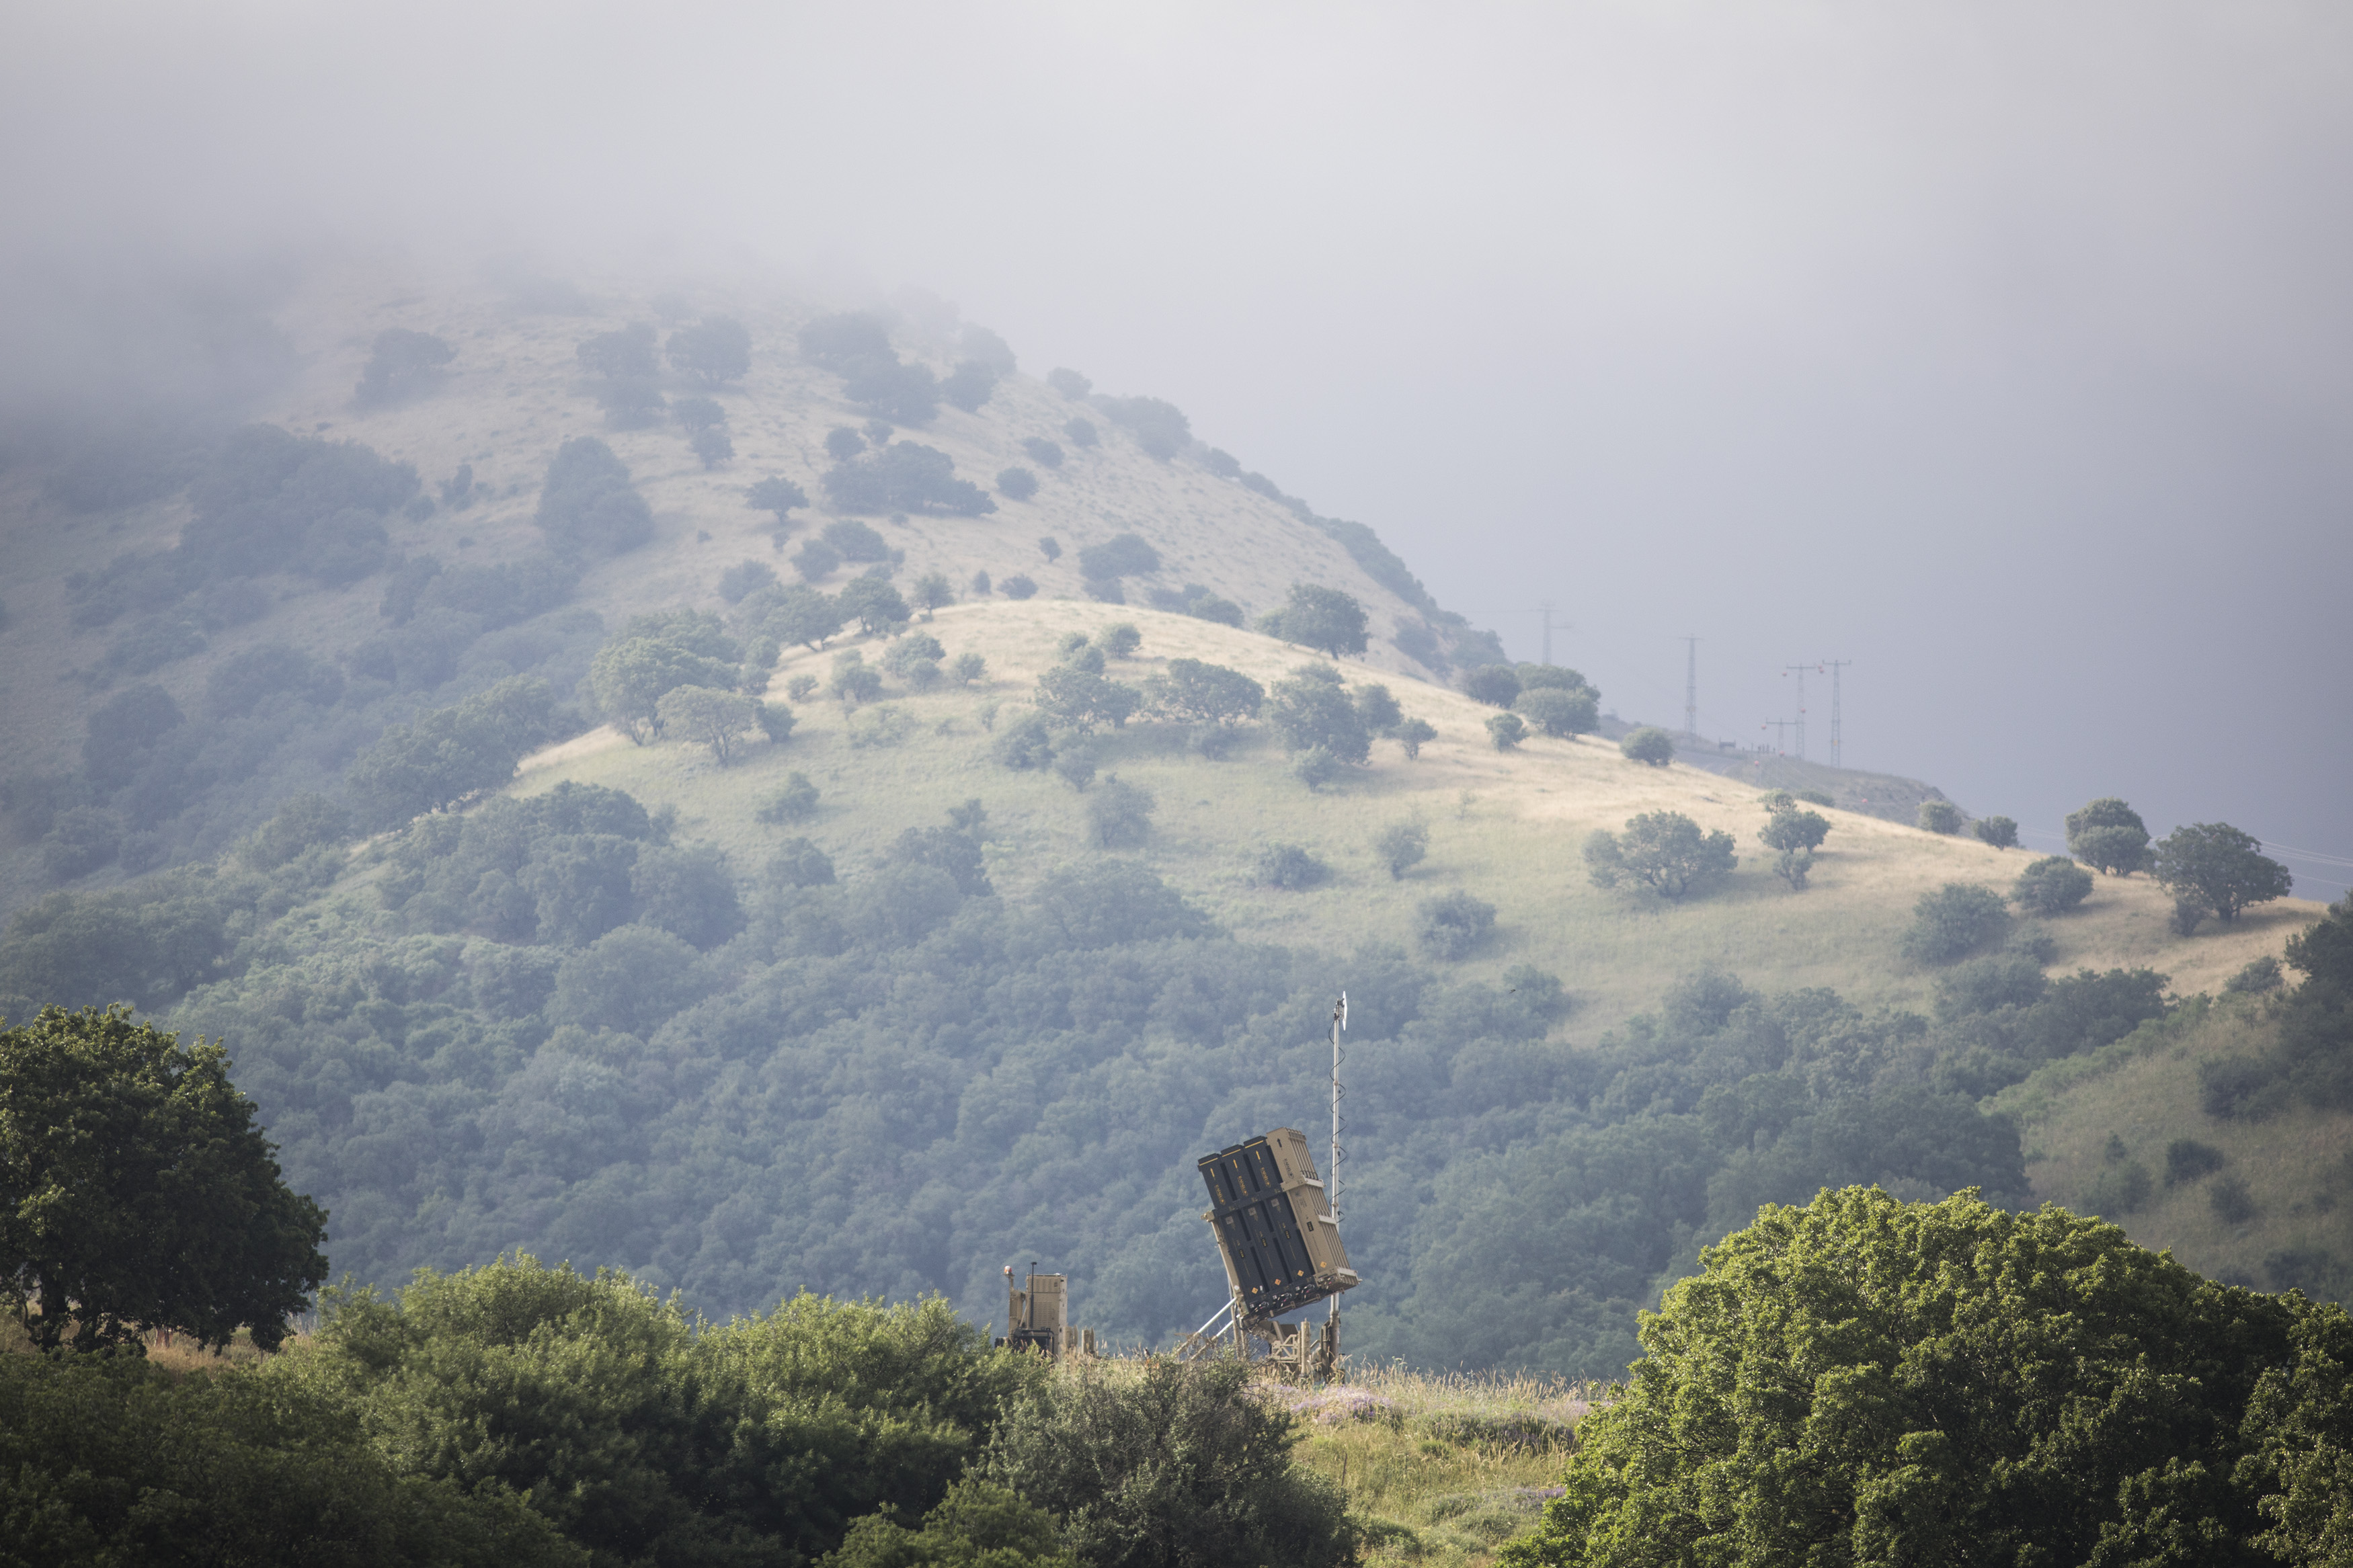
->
[6,1,2348,893]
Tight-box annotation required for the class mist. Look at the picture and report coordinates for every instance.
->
[5,0,2347,892]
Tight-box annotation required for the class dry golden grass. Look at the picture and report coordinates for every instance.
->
[1050,1353,1590,1568]
[514,597,2317,1046]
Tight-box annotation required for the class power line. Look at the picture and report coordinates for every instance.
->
[1682,636,1700,738]
[1780,665,1812,760]
[1535,602,1570,667]
[1823,659,1851,769]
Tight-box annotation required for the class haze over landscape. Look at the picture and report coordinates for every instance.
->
[4,7,2353,1565]
[7,1,2349,895]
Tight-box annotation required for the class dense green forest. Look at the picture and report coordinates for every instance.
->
[1,754,2217,1372]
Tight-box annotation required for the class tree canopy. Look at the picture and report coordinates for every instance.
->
[346,676,558,827]
[536,438,653,559]
[1619,727,1675,767]
[1,1005,327,1352]
[1498,1187,2344,1568]
[1146,659,1263,729]
[1585,812,1738,901]
[1271,583,1369,659]
[1266,666,1370,764]
[2067,796,2151,876]
[823,443,995,515]
[2151,822,2295,924]
[665,315,752,386]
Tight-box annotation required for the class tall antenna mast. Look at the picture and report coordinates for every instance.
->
[1823,659,1851,768]
[1682,636,1700,737]
[1329,992,1347,1324]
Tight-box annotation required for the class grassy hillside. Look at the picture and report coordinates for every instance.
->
[0,264,1470,914]
[523,596,2309,1034]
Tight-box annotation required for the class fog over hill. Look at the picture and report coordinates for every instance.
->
[5,5,2350,903]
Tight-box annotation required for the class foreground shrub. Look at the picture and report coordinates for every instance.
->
[1254,842,1331,891]
[1497,1188,2334,1568]
[980,1357,1353,1568]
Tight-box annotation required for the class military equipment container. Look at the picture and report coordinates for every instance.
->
[1197,1128,1357,1319]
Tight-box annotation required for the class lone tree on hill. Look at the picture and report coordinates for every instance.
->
[577,322,657,379]
[1394,716,1437,759]
[1973,815,2021,848]
[1274,583,1369,659]
[1375,821,1429,880]
[354,328,454,407]
[666,316,752,386]
[1,1005,328,1352]
[1462,665,1521,707]
[1918,799,1964,835]
[2067,797,2151,876]
[1620,727,1675,766]
[655,686,761,765]
[1486,712,1527,751]
[1901,882,2011,964]
[1586,812,1738,901]
[1759,800,1832,890]
[2151,823,2294,926]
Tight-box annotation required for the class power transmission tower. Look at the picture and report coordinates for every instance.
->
[1681,636,1700,738]
[1535,602,1570,667]
[1781,664,1815,760]
[1761,718,1797,754]
[1822,659,1851,768]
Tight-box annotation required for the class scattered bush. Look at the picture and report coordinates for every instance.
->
[824,442,995,515]
[1514,686,1599,737]
[597,376,666,428]
[829,650,885,704]
[746,476,808,528]
[1078,534,1161,582]
[1045,368,1092,399]
[993,466,1039,502]
[1254,842,1331,890]
[536,437,654,558]
[2082,1158,2154,1216]
[577,321,658,378]
[1353,683,1402,735]
[841,356,941,423]
[1201,448,1241,478]
[1101,623,1142,659]
[794,538,842,581]
[838,576,912,637]
[1760,803,1833,890]
[881,631,947,689]
[1462,665,1521,707]
[1620,727,1675,766]
[1293,745,1343,792]
[785,673,819,702]
[1586,812,1739,901]
[2013,855,2094,916]
[1918,799,1964,835]
[1149,659,1263,729]
[690,426,734,468]
[1038,536,1062,562]
[672,395,725,434]
[756,772,821,823]
[1267,668,1369,764]
[950,652,988,685]
[2165,1138,2227,1186]
[822,518,892,563]
[2150,822,2295,925]
[1063,417,1098,448]
[1417,891,1498,960]
[2210,1174,2258,1225]
[941,360,998,413]
[2225,955,2284,995]
[655,685,761,764]
[1098,395,1191,460]
[1022,436,1064,468]
[1267,583,1368,659]
[666,315,752,386]
[346,676,556,829]
[1087,776,1156,848]
[2066,797,2151,876]
[992,713,1055,770]
[718,559,781,604]
[799,313,893,368]
[1901,882,2012,965]
[353,327,454,407]
[1972,815,2021,848]
[1395,716,1437,759]
[767,836,836,886]
[1375,821,1429,880]
[1000,574,1037,600]
[1053,745,1098,792]
[1485,712,1526,750]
